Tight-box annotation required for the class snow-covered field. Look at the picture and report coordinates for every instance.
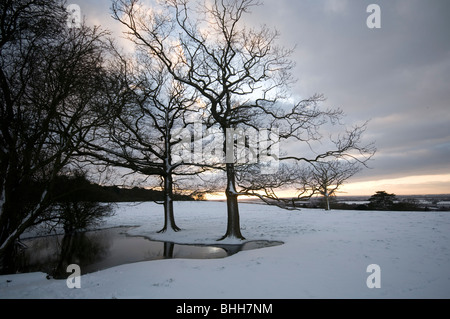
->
[1,201,449,299]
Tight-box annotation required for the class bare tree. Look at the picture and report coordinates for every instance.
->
[236,124,374,210]
[112,0,375,240]
[299,160,362,210]
[81,50,207,232]
[36,169,116,234]
[0,0,111,265]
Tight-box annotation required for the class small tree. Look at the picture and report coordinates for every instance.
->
[47,171,115,234]
[368,191,397,210]
[301,160,362,210]
[56,201,114,234]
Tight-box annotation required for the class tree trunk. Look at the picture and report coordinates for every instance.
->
[325,195,330,211]
[0,231,14,274]
[323,187,330,211]
[218,163,245,240]
[158,173,181,233]
[0,189,49,262]
[163,241,175,258]
[53,232,78,279]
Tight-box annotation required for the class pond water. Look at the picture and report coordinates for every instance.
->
[12,227,283,278]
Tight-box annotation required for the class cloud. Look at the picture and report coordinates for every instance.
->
[324,0,349,14]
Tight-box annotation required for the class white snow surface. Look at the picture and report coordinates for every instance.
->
[1,201,449,299]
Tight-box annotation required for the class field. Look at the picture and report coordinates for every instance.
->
[1,201,449,299]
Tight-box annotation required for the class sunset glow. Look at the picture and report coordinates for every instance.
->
[205,174,450,200]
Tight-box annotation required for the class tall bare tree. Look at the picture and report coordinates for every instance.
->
[0,0,111,266]
[81,51,206,232]
[112,0,375,240]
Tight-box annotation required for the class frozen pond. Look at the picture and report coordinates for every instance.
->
[11,227,283,278]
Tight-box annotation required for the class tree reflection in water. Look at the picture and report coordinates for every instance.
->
[52,231,109,279]
[9,227,282,277]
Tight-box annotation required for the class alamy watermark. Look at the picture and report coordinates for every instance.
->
[366,4,381,29]
[366,264,381,288]
[172,122,280,174]
[66,264,81,289]
[67,4,81,29]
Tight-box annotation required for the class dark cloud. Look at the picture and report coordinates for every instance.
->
[249,0,450,188]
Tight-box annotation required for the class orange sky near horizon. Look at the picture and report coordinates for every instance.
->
[205,173,450,200]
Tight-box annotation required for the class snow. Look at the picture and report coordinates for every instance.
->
[1,201,450,299]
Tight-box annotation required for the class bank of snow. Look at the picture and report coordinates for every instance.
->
[1,201,450,298]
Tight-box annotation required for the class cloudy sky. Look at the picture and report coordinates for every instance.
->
[75,0,450,195]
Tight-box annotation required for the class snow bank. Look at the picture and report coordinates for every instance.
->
[1,201,449,298]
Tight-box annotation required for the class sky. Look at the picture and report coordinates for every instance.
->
[73,0,450,196]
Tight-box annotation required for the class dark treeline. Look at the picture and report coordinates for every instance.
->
[298,201,435,211]
[51,175,196,203]
[10,173,196,206]
[294,191,450,212]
